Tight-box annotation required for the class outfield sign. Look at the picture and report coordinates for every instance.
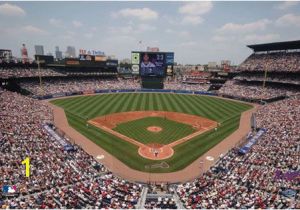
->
[79,49,105,56]
[131,52,140,64]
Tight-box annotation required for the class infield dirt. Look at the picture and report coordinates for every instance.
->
[88,111,217,160]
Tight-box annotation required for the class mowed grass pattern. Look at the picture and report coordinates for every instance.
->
[114,117,196,145]
[51,93,252,172]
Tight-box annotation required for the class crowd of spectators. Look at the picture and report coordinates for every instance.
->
[1,66,299,208]
[235,75,300,85]
[144,197,177,209]
[164,82,210,92]
[0,68,65,79]
[238,52,300,72]
[218,80,298,100]
[20,77,213,97]
[20,78,140,96]
[0,89,142,208]
[182,78,209,84]
[177,95,300,208]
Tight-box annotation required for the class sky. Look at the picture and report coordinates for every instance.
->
[0,1,300,65]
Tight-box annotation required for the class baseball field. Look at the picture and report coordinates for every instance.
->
[51,93,252,173]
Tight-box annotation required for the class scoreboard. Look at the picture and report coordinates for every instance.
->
[131,51,174,77]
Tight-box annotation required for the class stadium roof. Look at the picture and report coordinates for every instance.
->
[247,40,300,52]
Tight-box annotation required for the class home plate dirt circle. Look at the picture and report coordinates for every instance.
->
[138,143,174,160]
[147,126,163,133]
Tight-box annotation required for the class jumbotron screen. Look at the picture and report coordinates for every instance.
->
[131,51,174,77]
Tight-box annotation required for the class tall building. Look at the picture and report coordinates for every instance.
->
[34,45,44,55]
[146,47,159,52]
[55,46,63,60]
[65,46,76,58]
[21,44,29,63]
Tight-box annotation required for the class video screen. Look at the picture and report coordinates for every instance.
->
[140,52,165,77]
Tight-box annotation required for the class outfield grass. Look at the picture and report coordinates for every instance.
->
[114,117,196,145]
[51,93,252,173]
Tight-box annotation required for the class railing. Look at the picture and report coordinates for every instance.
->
[136,187,148,209]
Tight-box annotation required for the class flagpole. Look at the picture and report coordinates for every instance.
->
[139,40,143,51]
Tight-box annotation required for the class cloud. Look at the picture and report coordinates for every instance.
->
[212,33,280,44]
[162,15,178,26]
[179,2,212,26]
[72,20,83,28]
[60,31,75,41]
[275,1,299,10]
[165,28,174,33]
[181,16,204,25]
[0,25,48,37]
[217,19,271,34]
[106,35,136,42]
[275,13,300,27]
[84,33,94,39]
[179,1,213,16]
[0,3,26,17]
[22,25,48,35]
[113,8,158,21]
[137,23,156,32]
[49,18,63,27]
[178,31,190,38]
[243,34,280,43]
[212,35,230,42]
[109,23,156,35]
[179,41,197,47]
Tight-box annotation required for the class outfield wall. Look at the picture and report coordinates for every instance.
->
[36,88,287,104]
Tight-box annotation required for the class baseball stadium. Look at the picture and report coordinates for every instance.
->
[0,1,300,209]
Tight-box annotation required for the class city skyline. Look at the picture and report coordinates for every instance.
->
[0,1,300,64]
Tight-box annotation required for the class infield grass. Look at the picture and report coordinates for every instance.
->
[51,93,252,173]
[114,117,196,145]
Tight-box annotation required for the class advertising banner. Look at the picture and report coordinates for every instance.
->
[66,60,80,65]
[131,52,140,64]
[166,53,174,65]
[95,55,107,62]
[79,54,94,61]
[166,65,173,76]
[132,64,139,74]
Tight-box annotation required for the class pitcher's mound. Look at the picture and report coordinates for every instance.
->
[147,126,162,133]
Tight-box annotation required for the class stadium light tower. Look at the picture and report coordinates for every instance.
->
[261,65,269,103]
[262,66,268,89]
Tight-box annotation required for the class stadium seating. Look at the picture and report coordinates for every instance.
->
[1,47,299,209]
[239,52,300,72]
[0,89,142,208]
[176,95,300,209]
[218,80,298,101]
[0,68,65,78]
[19,78,140,97]
[164,82,210,92]
[218,51,300,102]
